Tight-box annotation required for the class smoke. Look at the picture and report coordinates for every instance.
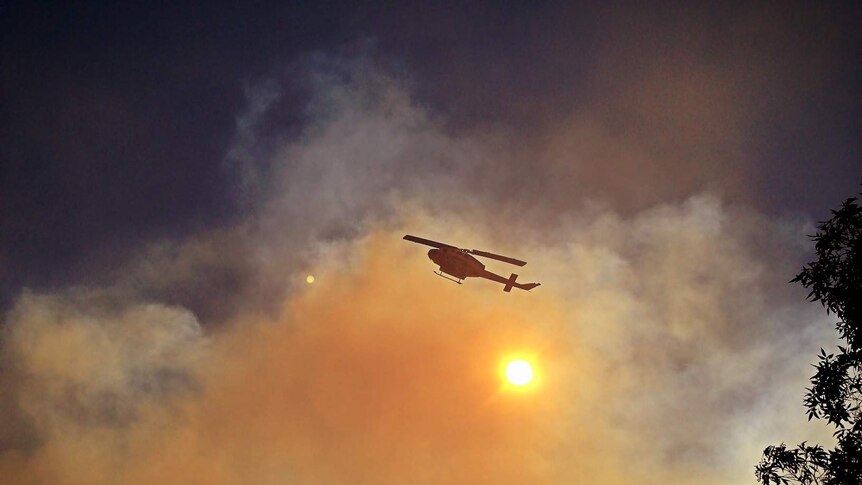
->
[1,290,204,484]
[0,55,838,483]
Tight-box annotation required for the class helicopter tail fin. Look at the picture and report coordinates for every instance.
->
[503,273,519,292]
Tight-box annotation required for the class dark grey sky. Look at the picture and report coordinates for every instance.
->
[1,1,860,310]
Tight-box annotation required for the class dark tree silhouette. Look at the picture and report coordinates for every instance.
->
[756,192,862,485]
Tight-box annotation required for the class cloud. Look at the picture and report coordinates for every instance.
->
[0,210,834,484]
[0,55,839,484]
[1,290,204,484]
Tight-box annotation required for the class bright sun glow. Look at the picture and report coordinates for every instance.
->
[504,359,534,386]
[306,275,315,284]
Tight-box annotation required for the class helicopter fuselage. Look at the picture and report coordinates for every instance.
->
[428,248,485,280]
[404,234,539,292]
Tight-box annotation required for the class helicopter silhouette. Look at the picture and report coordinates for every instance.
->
[404,235,541,292]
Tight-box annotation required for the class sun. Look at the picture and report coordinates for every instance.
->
[504,359,534,387]
[306,275,315,284]
[498,354,540,391]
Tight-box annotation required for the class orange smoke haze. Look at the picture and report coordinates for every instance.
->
[0,50,847,483]
[180,234,580,484]
[3,233,623,484]
[1,199,839,485]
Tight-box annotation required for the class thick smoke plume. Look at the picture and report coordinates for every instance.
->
[0,55,837,484]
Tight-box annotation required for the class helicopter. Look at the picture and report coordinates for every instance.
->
[403,235,541,292]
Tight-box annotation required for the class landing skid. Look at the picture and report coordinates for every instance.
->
[434,270,463,284]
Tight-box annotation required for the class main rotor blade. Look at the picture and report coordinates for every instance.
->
[469,249,527,267]
[403,235,459,250]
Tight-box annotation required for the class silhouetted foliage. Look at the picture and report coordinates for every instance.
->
[756,193,862,485]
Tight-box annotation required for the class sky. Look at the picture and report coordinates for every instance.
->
[0,1,860,484]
